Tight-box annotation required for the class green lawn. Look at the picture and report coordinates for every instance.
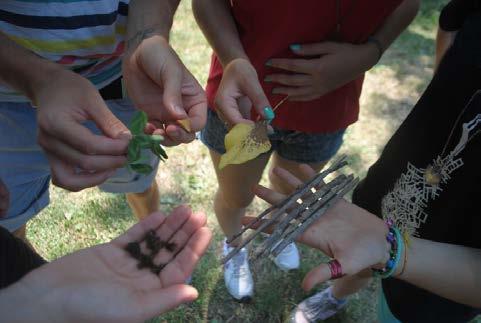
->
[28,1,481,322]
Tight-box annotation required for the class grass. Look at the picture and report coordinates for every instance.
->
[28,1,481,322]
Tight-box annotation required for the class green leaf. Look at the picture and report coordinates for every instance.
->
[152,144,168,160]
[129,163,153,174]
[127,140,141,163]
[134,134,152,149]
[151,134,163,144]
[129,111,148,135]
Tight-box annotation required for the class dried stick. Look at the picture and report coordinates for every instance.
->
[226,155,347,245]
[271,177,359,257]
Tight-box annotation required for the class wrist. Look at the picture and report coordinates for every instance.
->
[125,27,170,55]
[360,38,383,69]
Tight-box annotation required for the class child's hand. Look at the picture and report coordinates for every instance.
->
[34,69,130,192]
[215,58,272,126]
[122,35,207,147]
[265,42,380,102]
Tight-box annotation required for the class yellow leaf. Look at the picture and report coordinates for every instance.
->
[219,122,271,170]
[177,118,192,133]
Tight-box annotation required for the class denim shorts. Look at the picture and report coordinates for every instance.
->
[200,109,345,164]
[0,99,159,232]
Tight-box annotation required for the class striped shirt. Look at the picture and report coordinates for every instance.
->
[0,0,129,101]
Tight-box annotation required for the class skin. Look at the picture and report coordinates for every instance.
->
[192,0,419,247]
[245,164,481,308]
[0,206,212,323]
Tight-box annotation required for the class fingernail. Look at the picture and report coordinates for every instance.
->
[263,106,275,122]
[173,104,186,116]
[264,77,271,83]
[265,60,273,67]
[118,131,132,140]
[290,44,301,51]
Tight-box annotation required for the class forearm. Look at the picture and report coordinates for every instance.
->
[126,0,180,50]
[397,237,481,308]
[0,32,62,101]
[435,27,456,70]
[192,0,248,66]
[371,0,420,51]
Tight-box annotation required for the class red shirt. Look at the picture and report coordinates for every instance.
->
[206,0,402,133]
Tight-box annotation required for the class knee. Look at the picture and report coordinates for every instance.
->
[216,189,254,209]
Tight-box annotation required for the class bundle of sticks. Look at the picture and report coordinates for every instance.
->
[222,155,359,264]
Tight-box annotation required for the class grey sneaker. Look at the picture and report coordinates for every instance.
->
[290,286,347,322]
[223,239,254,302]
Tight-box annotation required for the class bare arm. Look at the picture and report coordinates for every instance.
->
[435,27,456,71]
[192,0,247,66]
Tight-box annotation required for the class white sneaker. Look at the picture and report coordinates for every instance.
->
[223,239,254,302]
[273,241,300,271]
[290,286,347,322]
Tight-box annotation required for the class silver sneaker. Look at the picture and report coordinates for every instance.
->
[223,239,254,302]
[290,286,347,322]
[273,241,300,271]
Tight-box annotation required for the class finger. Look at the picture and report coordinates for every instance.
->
[48,156,116,192]
[140,284,198,319]
[290,42,339,56]
[252,184,287,205]
[164,124,196,145]
[44,120,129,156]
[87,95,130,139]
[154,209,206,268]
[161,226,212,284]
[267,58,313,74]
[240,78,272,120]
[39,133,127,171]
[241,216,276,234]
[272,167,304,191]
[162,64,188,120]
[184,96,207,133]
[272,86,312,97]
[113,212,167,245]
[302,264,333,291]
[298,164,318,182]
[215,93,253,126]
[265,74,311,87]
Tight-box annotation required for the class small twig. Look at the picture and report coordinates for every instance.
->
[222,155,349,264]
[272,95,289,112]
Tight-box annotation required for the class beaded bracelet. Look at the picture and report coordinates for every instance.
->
[372,220,404,279]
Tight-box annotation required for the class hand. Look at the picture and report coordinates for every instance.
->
[244,165,390,291]
[123,35,207,146]
[215,58,271,126]
[0,178,9,217]
[265,42,379,102]
[10,206,212,323]
[34,69,131,192]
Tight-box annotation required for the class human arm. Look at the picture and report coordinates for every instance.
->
[122,0,207,146]
[246,165,481,308]
[192,0,271,125]
[266,0,420,101]
[0,206,212,323]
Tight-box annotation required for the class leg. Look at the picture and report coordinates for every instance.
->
[13,224,36,251]
[269,152,327,195]
[210,149,270,246]
[126,180,160,220]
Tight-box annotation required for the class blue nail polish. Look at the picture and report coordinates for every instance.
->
[263,106,275,123]
[265,60,273,66]
[290,44,301,51]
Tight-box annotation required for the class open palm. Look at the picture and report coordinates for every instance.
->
[19,206,211,323]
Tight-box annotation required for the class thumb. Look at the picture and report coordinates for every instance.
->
[290,42,339,56]
[140,284,198,319]
[241,79,272,120]
[88,97,130,139]
[161,63,188,120]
